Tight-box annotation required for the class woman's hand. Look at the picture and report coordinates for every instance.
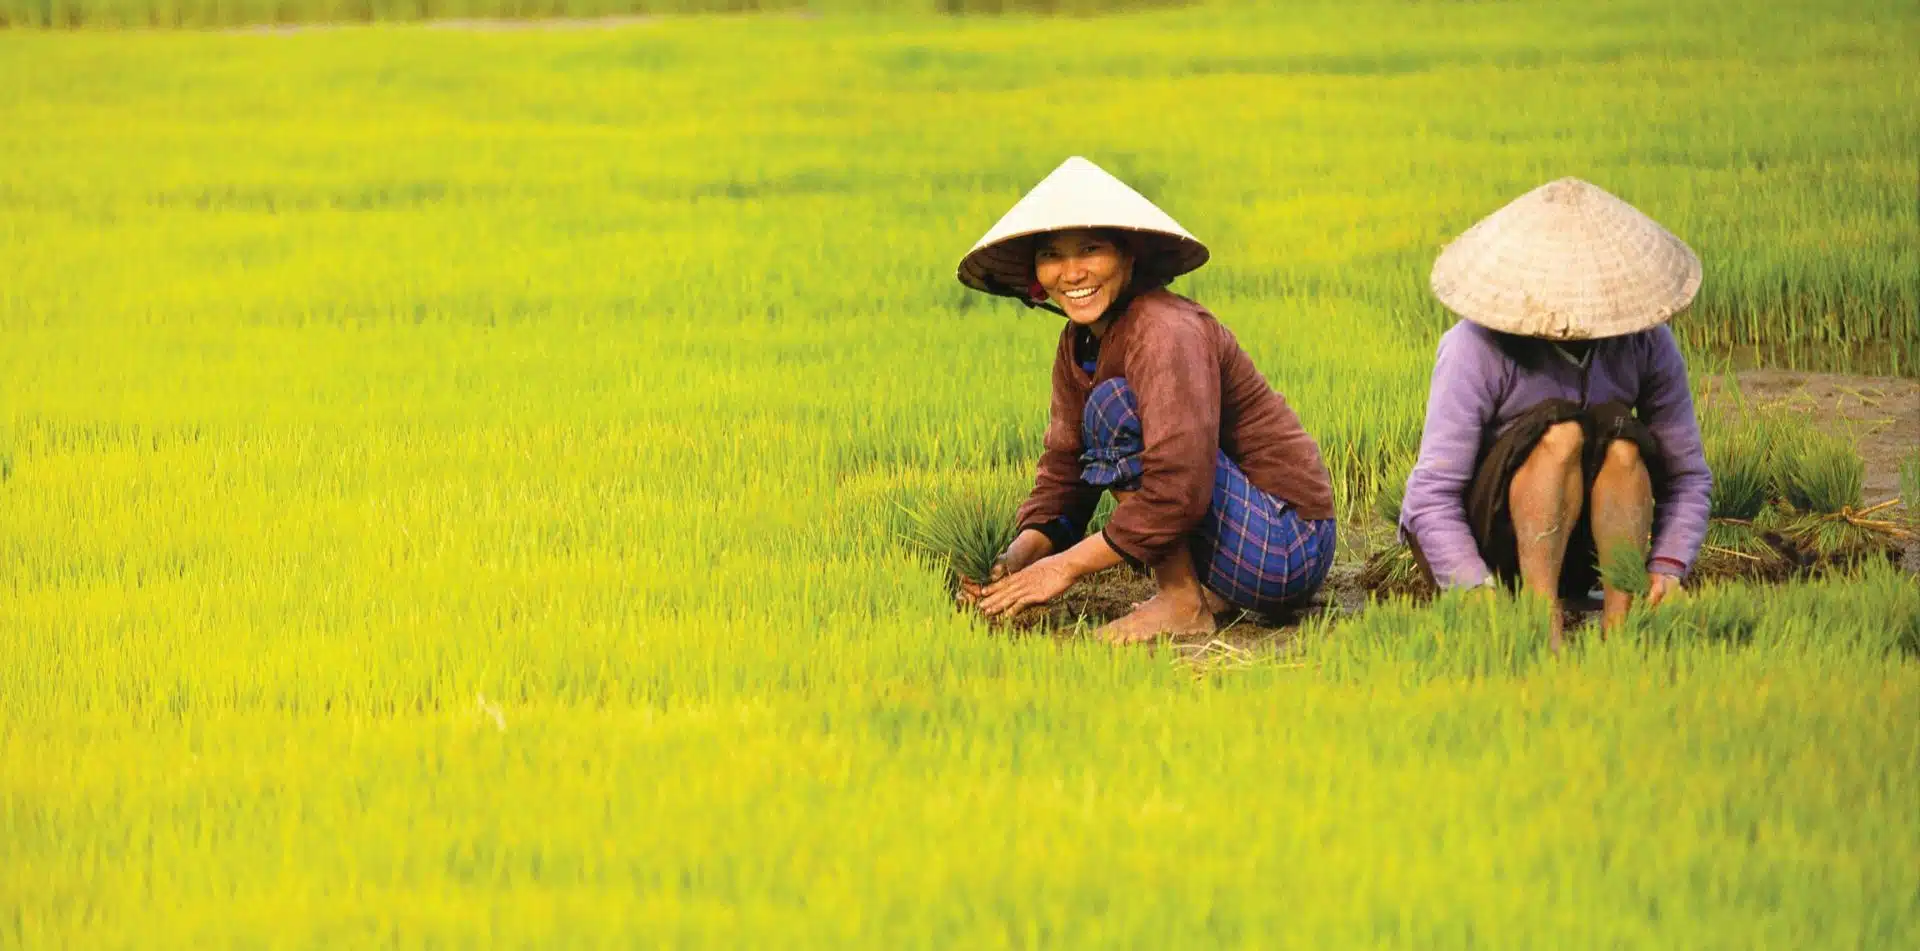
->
[1647,572,1684,607]
[978,554,1079,619]
[994,530,1055,580]
[958,530,1055,605]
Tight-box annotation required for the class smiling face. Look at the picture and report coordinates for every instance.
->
[1033,229,1135,329]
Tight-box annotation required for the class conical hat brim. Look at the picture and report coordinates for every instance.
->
[958,156,1208,298]
[1430,177,1702,339]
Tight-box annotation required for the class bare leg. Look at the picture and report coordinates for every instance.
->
[1096,546,1218,644]
[1097,490,1220,644]
[1590,438,1654,632]
[1509,421,1586,649]
[1108,489,1225,612]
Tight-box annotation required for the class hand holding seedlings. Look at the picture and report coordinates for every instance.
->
[957,530,1053,608]
[1646,572,1684,607]
[993,531,1054,581]
[978,555,1080,619]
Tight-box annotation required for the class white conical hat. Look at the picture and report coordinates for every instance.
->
[957,156,1208,299]
[1430,177,1703,339]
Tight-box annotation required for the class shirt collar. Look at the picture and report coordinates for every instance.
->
[1551,343,1594,369]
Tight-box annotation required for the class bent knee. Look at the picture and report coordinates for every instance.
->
[1532,420,1585,462]
[1601,437,1643,471]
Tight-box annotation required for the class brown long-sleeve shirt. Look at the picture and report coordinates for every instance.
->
[1013,289,1336,569]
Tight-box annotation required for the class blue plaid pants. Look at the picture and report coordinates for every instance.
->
[1080,378,1337,615]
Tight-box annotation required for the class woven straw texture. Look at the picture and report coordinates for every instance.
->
[1430,177,1702,339]
[957,156,1207,299]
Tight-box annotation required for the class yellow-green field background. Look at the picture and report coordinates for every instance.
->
[3,1,1918,946]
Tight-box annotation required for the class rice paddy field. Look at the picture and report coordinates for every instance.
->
[4,0,1919,946]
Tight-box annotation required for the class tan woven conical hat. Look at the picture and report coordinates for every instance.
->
[957,156,1208,299]
[1430,177,1702,340]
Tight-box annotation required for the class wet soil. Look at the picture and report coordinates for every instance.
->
[986,370,1920,649]
[1696,370,1918,509]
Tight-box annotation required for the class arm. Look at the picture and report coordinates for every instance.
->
[1638,327,1713,578]
[1011,330,1104,554]
[977,529,1126,618]
[1399,327,1504,590]
[1098,314,1220,569]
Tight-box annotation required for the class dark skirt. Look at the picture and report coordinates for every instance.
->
[1415,399,1667,597]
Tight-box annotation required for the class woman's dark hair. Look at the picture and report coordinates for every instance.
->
[1089,228,1171,292]
[1487,329,1549,371]
[1487,329,1598,371]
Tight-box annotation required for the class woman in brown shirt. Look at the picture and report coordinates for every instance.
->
[956,157,1337,642]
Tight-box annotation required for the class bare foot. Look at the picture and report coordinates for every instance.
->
[1097,593,1216,645]
[1202,587,1229,615]
[1146,590,1226,614]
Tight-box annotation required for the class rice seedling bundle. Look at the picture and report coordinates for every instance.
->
[3,1,1919,946]
[1755,421,1912,565]
[1356,452,1435,598]
[1597,540,1653,599]
[898,468,1024,585]
[1778,425,1866,515]
[1702,412,1778,522]
[1691,406,1793,578]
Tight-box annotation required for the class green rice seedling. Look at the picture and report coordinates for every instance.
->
[1695,518,1789,583]
[1787,512,1903,564]
[1355,456,1434,598]
[898,474,1024,587]
[1597,539,1652,598]
[1693,409,1795,580]
[1371,458,1409,526]
[1356,544,1433,600]
[1372,484,1402,526]
[1619,581,1764,651]
[1298,585,1559,685]
[1771,425,1908,563]
[1779,426,1865,515]
[1701,411,1776,521]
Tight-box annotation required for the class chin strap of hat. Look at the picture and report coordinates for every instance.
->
[981,276,1068,319]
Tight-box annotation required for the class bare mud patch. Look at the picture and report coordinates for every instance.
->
[1701,370,1918,507]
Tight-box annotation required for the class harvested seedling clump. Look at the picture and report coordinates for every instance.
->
[1773,426,1907,566]
[1357,458,1436,600]
[899,475,1024,589]
[1696,409,1793,580]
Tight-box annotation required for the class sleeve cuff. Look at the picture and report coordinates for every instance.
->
[1649,556,1688,578]
[1023,517,1084,556]
[1100,527,1147,574]
[1438,566,1493,591]
[1405,526,1490,590]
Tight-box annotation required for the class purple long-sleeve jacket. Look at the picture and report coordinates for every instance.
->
[1398,321,1714,589]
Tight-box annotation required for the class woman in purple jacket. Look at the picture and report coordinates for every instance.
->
[1398,178,1714,644]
